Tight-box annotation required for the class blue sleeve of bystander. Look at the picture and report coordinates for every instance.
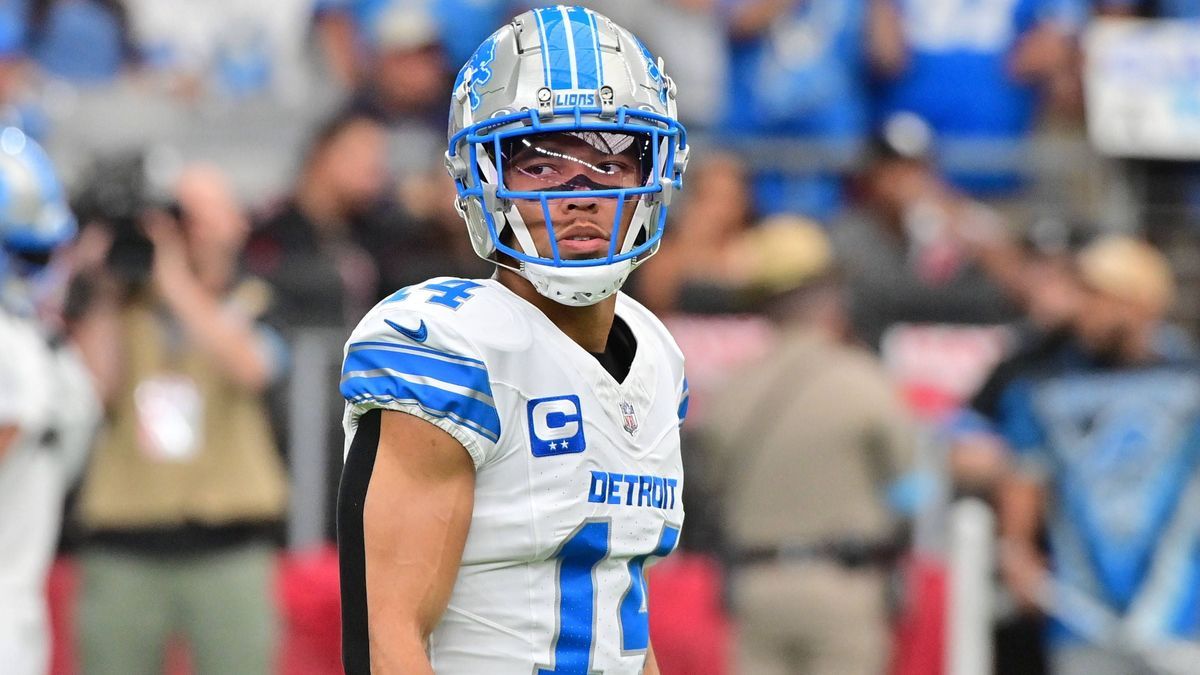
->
[996,377,1052,477]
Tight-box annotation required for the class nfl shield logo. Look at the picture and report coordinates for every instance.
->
[619,401,638,435]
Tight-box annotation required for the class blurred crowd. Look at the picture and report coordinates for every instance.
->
[2,0,1200,674]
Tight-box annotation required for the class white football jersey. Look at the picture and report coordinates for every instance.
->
[0,309,56,591]
[342,277,688,675]
[0,309,58,675]
[0,314,99,577]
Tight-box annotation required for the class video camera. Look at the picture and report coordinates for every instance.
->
[71,152,173,286]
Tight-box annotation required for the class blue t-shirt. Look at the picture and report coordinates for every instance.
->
[878,0,1083,195]
[30,0,127,83]
[721,0,870,219]
[0,0,128,81]
[0,0,26,58]
[997,340,1200,646]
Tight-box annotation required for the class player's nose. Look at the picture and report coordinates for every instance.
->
[559,193,600,213]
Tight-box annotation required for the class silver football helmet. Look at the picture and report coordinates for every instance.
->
[446,5,688,306]
[0,127,77,314]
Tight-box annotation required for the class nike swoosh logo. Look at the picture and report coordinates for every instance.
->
[385,318,428,343]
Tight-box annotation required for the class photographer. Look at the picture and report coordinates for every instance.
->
[71,161,288,675]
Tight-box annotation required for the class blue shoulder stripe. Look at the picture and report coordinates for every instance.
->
[343,345,492,398]
[348,340,486,368]
[342,377,501,442]
[678,376,690,423]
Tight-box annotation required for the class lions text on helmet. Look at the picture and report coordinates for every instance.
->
[445,5,688,306]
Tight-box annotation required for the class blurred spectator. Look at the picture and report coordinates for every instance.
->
[346,6,449,187]
[316,0,509,85]
[586,0,728,130]
[634,152,756,315]
[384,166,494,290]
[994,236,1200,675]
[699,218,915,675]
[720,0,871,219]
[0,2,40,131]
[0,0,134,137]
[830,113,1024,349]
[953,230,1086,495]
[71,163,287,675]
[342,6,445,123]
[942,226,1092,675]
[248,110,387,327]
[27,0,137,84]
[124,0,317,102]
[0,128,97,675]
[247,110,403,538]
[870,0,1083,197]
[969,222,1093,426]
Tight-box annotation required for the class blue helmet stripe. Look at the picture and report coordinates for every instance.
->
[584,7,604,87]
[558,6,580,89]
[533,8,553,88]
[567,6,599,90]
[536,7,573,90]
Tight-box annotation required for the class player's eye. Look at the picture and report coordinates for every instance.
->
[596,161,627,175]
[595,159,642,186]
[519,163,559,178]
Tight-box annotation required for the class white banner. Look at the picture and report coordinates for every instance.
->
[1085,18,1200,159]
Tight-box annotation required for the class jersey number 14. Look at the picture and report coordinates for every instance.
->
[537,520,680,674]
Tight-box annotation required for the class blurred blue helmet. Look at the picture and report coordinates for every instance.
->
[0,126,76,262]
[446,6,688,306]
[0,127,76,316]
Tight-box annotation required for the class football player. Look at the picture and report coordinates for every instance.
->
[337,6,689,674]
[0,127,98,675]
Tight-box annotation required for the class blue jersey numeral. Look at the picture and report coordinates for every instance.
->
[538,521,609,675]
[537,521,681,674]
[385,280,482,310]
[423,280,482,308]
[619,526,680,651]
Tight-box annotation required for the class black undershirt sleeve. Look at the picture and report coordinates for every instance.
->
[337,407,382,675]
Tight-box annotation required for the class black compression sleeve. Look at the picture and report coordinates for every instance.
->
[337,407,382,675]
